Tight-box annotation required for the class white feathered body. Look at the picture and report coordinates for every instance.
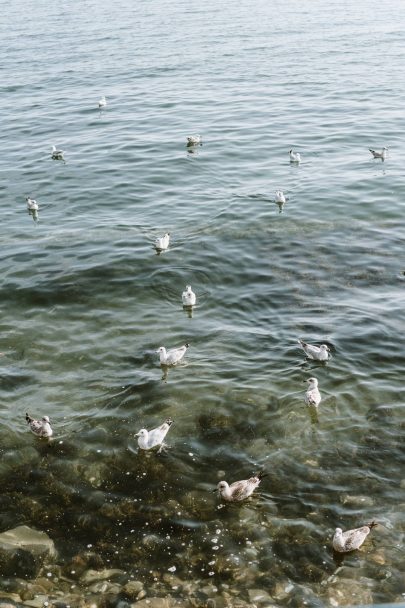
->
[289,149,301,162]
[157,343,189,365]
[182,286,196,306]
[26,413,53,438]
[155,233,170,250]
[217,472,264,502]
[275,190,286,204]
[299,340,330,361]
[333,522,377,553]
[187,134,201,145]
[136,418,173,450]
[369,147,387,160]
[51,145,64,158]
[305,377,322,407]
[26,197,39,211]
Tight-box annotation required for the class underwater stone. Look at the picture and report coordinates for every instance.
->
[22,595,49,608]
[52,595,87,608]
[248,588,273,604]
[121,580,144,599]
[325,577,373,606]
[341,494,375,507]
[129,599,188,608]
[80,568,125,585]
[0,525,56,578]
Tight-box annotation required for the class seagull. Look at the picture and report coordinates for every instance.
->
[187,134,202,146]
[215,472,265,502]
[305,377,321,407]
[51,145,64,160]
[135,418,173,452]
[98,96,107,109]
[155,233,170,251]
[157,343,189,366]
[333,522,378,553]
[369,147,387,160]
[289,149,301,163]
[298,340,330,361]
[275,190,286,204]
[182,285,196,306]
[26,197,39,211]
[26,413,53,438]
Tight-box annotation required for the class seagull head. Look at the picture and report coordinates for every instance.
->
[42,416,50,423]
[214,481,228,493]
[320,344,330,352]
[156,346,165,354]
[135,429,148,438]
[334,527,343,535]
[306,377,318,387]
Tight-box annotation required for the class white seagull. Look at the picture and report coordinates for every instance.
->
[155,232,170,251]
[305,377,322,407]
[182,285,196,306]
[369,147,387,160]
[187,134,202,146]
[26,197,39,211]
[135,418,173,451]
[289,149,301,163]
[215,472,265,502]
[275,190,286,204]
[298,340,330,361]
[51,145,64,160]
[157,343,189,366]
[98,96,107,109]
[333,522,378,553]
[26,413,53,438]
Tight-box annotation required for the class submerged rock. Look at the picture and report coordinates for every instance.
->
[324,576,374,606]
[121,580,144,600]
[248,588,273,604]
[0,525,56,578]
[80,568,125,585]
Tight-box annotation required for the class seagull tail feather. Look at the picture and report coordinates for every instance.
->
[367,521,378,530]
[26,412,33,424]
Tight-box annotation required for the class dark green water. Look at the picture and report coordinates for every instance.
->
[0,0,404,605]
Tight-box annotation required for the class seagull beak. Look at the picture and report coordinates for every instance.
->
[211,488,218,493]
[135,432,140,437]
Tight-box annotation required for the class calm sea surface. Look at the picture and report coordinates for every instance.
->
[0,0,404,605]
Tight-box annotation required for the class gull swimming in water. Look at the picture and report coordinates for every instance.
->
[215,472,265,502]
[26,197,39,211]
[305,377,321,407]
[157,343,189,366]
[182,285,196,306]
[298,340,330,361]
[289,149,301,163]
[135,418,173,452]
[369,147,387,161]
[26,413,53,438]
[187,134,202,146]
[333,522,378,553]
[275,190,286,205]
[155,233,170,251]
[51,145,64,160]
[98,96,107,109]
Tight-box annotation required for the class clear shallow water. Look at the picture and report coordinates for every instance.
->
[0,0,404,605]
